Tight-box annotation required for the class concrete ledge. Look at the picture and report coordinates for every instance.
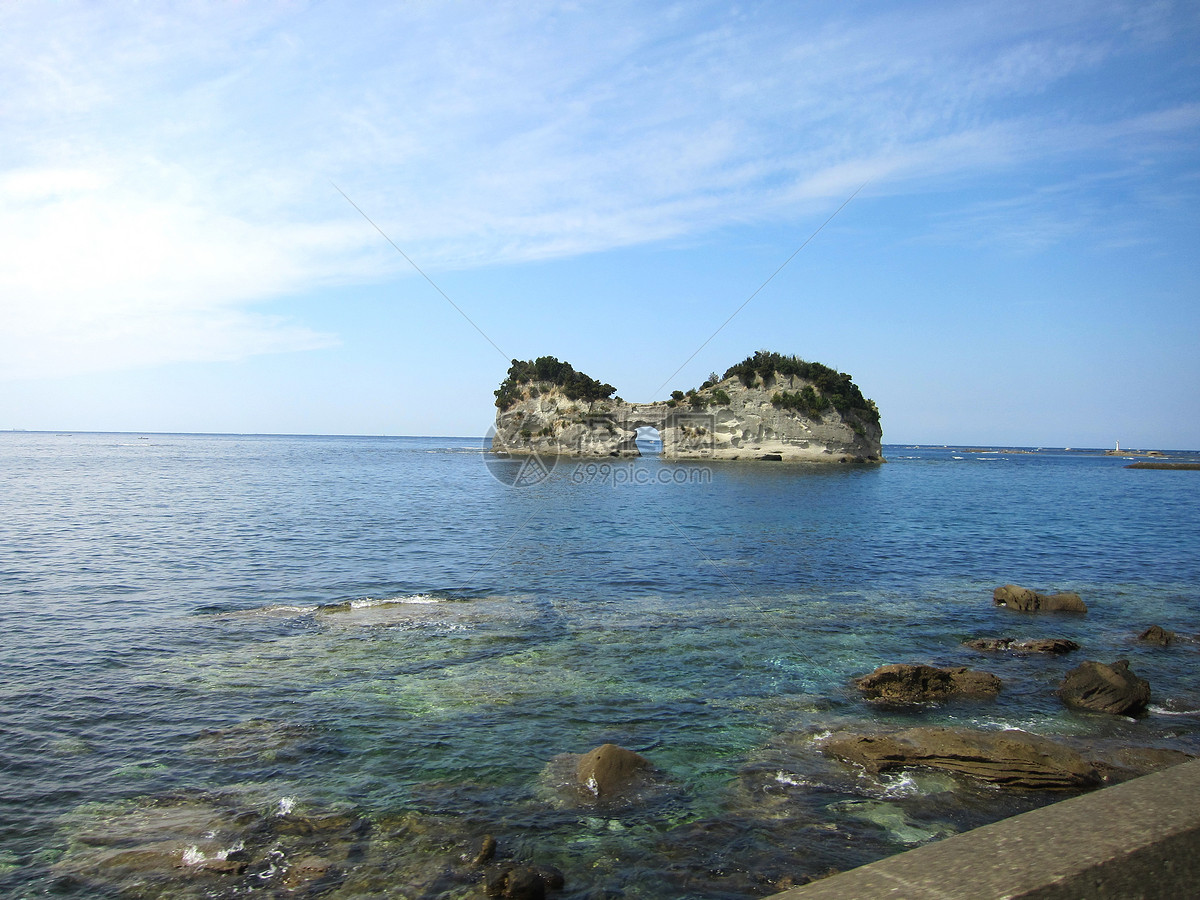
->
[773,758,1200,899]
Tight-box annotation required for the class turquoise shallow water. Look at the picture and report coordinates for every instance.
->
[2,433,1199,897]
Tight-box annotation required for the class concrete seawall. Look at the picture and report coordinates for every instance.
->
[774,758,1200,899]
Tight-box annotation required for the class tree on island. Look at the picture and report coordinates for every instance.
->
[721,350,878,425]
[494,356,617,410]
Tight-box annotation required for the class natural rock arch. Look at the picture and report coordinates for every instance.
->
[491,353,884,463]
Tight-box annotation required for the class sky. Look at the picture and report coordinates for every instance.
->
[2,0,1198,448]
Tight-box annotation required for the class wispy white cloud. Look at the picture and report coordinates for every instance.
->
[1,0,1196,379]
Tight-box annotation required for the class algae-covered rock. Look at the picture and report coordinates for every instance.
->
[964,637,1080,654]
[993,584,1087,613]
[577,744,652,798]
[540,743,670,808]
[854,664,1002,704]
[1138,625,1176,646]
[822,726,1101,791]
[52,790,365,898]
[1057,659,1151,715]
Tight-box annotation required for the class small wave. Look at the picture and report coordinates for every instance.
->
[774,771,816,788]
[354,594,441,608]
[879,771,920,798]
[318,594,441,613]
[1149,704,1200,717]
[181,840,244,866]
[276,796,296,816]
[855,768,958,800]
[956,716,1038,733]
[207,602,319,617]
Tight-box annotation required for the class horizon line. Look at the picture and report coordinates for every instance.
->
[2,429,1193,453]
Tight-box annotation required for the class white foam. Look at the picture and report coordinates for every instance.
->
[181,846,206,866]
[276,796,296,816]
[349,594,440,609]
[1149,705,1200,717]
[879,771,920,798]
[774,771,813,787]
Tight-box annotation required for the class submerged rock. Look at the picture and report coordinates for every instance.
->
[993,584,1087,613]
[821,727,1101,791]
[1057,659,1151,715]
[333,811,522,899]
[53,790,366,897]
[189,719,317,764]
[964,637,1080,654]
[830,799,958,845]
[854,664,1002,704]
[1107,747,1194,775]
[1138,625,1176,646]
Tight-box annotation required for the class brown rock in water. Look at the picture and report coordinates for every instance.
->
[283,855,332,889]
[502,868,545,900]
[993,584,1087,613]
[576,744,651,797]
[1138,625,1176,646]
[473,834,497,866]
[1017,638,1081,653]
[964,638,1014,651]
[1108,746,1194,775]
[964,637,1080,654]
[822,726,1101,790]
[855,664,1002,703]
[1057,659,1151,715]
[485,865,565,900]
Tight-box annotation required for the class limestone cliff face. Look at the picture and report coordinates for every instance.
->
[492,369,883,463]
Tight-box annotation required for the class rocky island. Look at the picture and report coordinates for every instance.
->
[490,350,883,463]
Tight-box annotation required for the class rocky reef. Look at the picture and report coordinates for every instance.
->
[491,351,883,463]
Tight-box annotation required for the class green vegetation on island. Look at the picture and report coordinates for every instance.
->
[772,385,831,420]
[495,356,617,410]
[721,350,878,425]
[495,350,877,429]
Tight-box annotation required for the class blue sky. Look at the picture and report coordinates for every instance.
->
[2,1,1197,447]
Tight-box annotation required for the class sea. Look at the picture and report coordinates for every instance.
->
[2,432,1199,899]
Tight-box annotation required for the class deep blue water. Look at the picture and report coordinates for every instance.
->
[1,433,1198,898]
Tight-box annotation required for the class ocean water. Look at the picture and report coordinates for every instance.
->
[2,433,1199,898]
